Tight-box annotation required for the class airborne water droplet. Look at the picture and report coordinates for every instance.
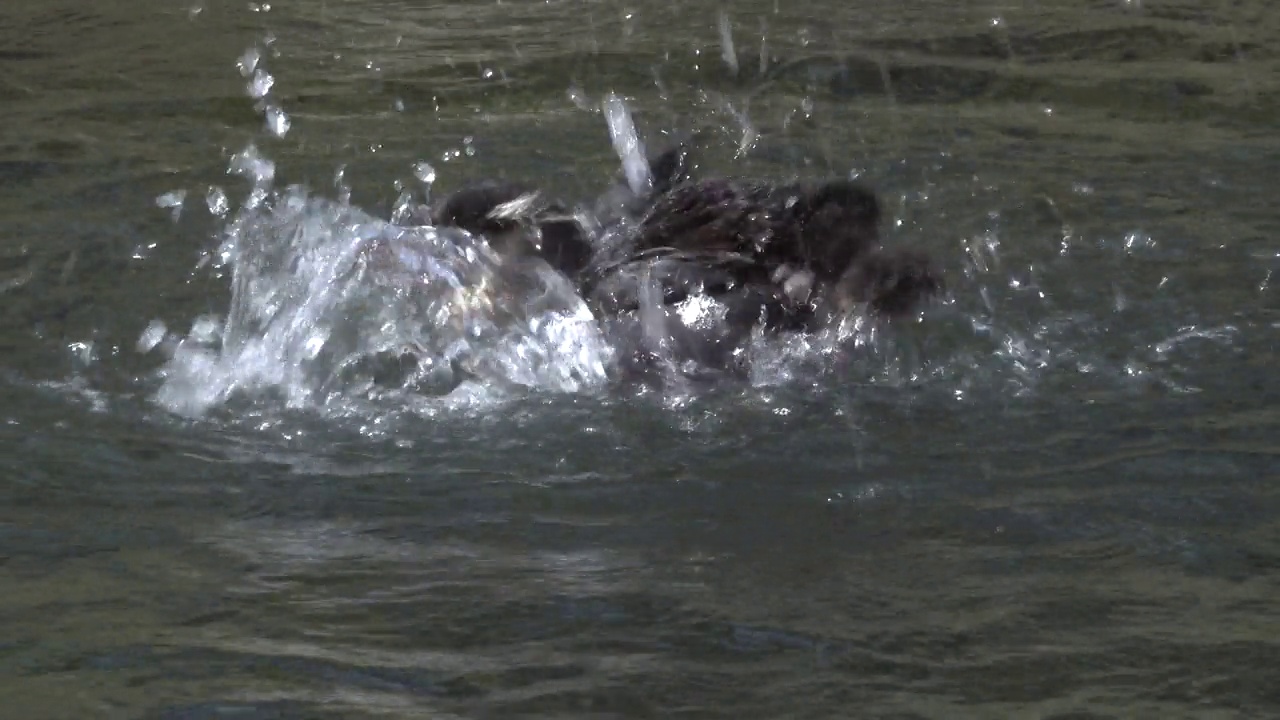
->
[237,47,260,77]
[265,106,291,137]
[189,315,223,345]
[567,84,591,111]
[155,190,187,222]
[137,320,168,354]
[248,68,275,98]
[602,92,651,196]
[413,161,437,185]
[206,186,229,217]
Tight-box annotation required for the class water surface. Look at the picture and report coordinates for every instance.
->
[2,0,1278,717]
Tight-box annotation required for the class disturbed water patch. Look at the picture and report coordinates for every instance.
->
[115,36,1253,438]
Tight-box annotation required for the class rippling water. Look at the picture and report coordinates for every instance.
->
[2,0,1278,717]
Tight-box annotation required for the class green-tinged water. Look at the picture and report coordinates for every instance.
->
[2,0,1278,717]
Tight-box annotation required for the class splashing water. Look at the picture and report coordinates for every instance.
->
[602,92,652,197]
[133,38,1246,427]
[140,41,617,422]
[145,171,612,420]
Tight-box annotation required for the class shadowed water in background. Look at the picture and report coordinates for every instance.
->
[1,0,1278,717]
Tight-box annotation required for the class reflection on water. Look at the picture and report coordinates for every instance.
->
[1,0,1279,718]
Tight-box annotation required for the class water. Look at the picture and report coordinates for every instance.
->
[2,0,1278,717]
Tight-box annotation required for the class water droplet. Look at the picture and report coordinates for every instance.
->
[155,190,187,222]
[236,48,260,77]
[132,240,159,261]
[264,106,291,137]
[602,92,651,196]
[67,341,96,367]
[206,186,229,217]
[567,84,591,110]
[189,315,223,345]
[248,68,274,98]
[137,320,168,353]
[1123,231,1155,253]
[413,162,437,185]
[228,144,276,208]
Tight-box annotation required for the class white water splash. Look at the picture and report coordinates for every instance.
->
[133,38,1201,423]
[145,179,613,420]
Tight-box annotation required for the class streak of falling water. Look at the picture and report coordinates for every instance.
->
[602,92,652,197]
[718,11,739,77]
